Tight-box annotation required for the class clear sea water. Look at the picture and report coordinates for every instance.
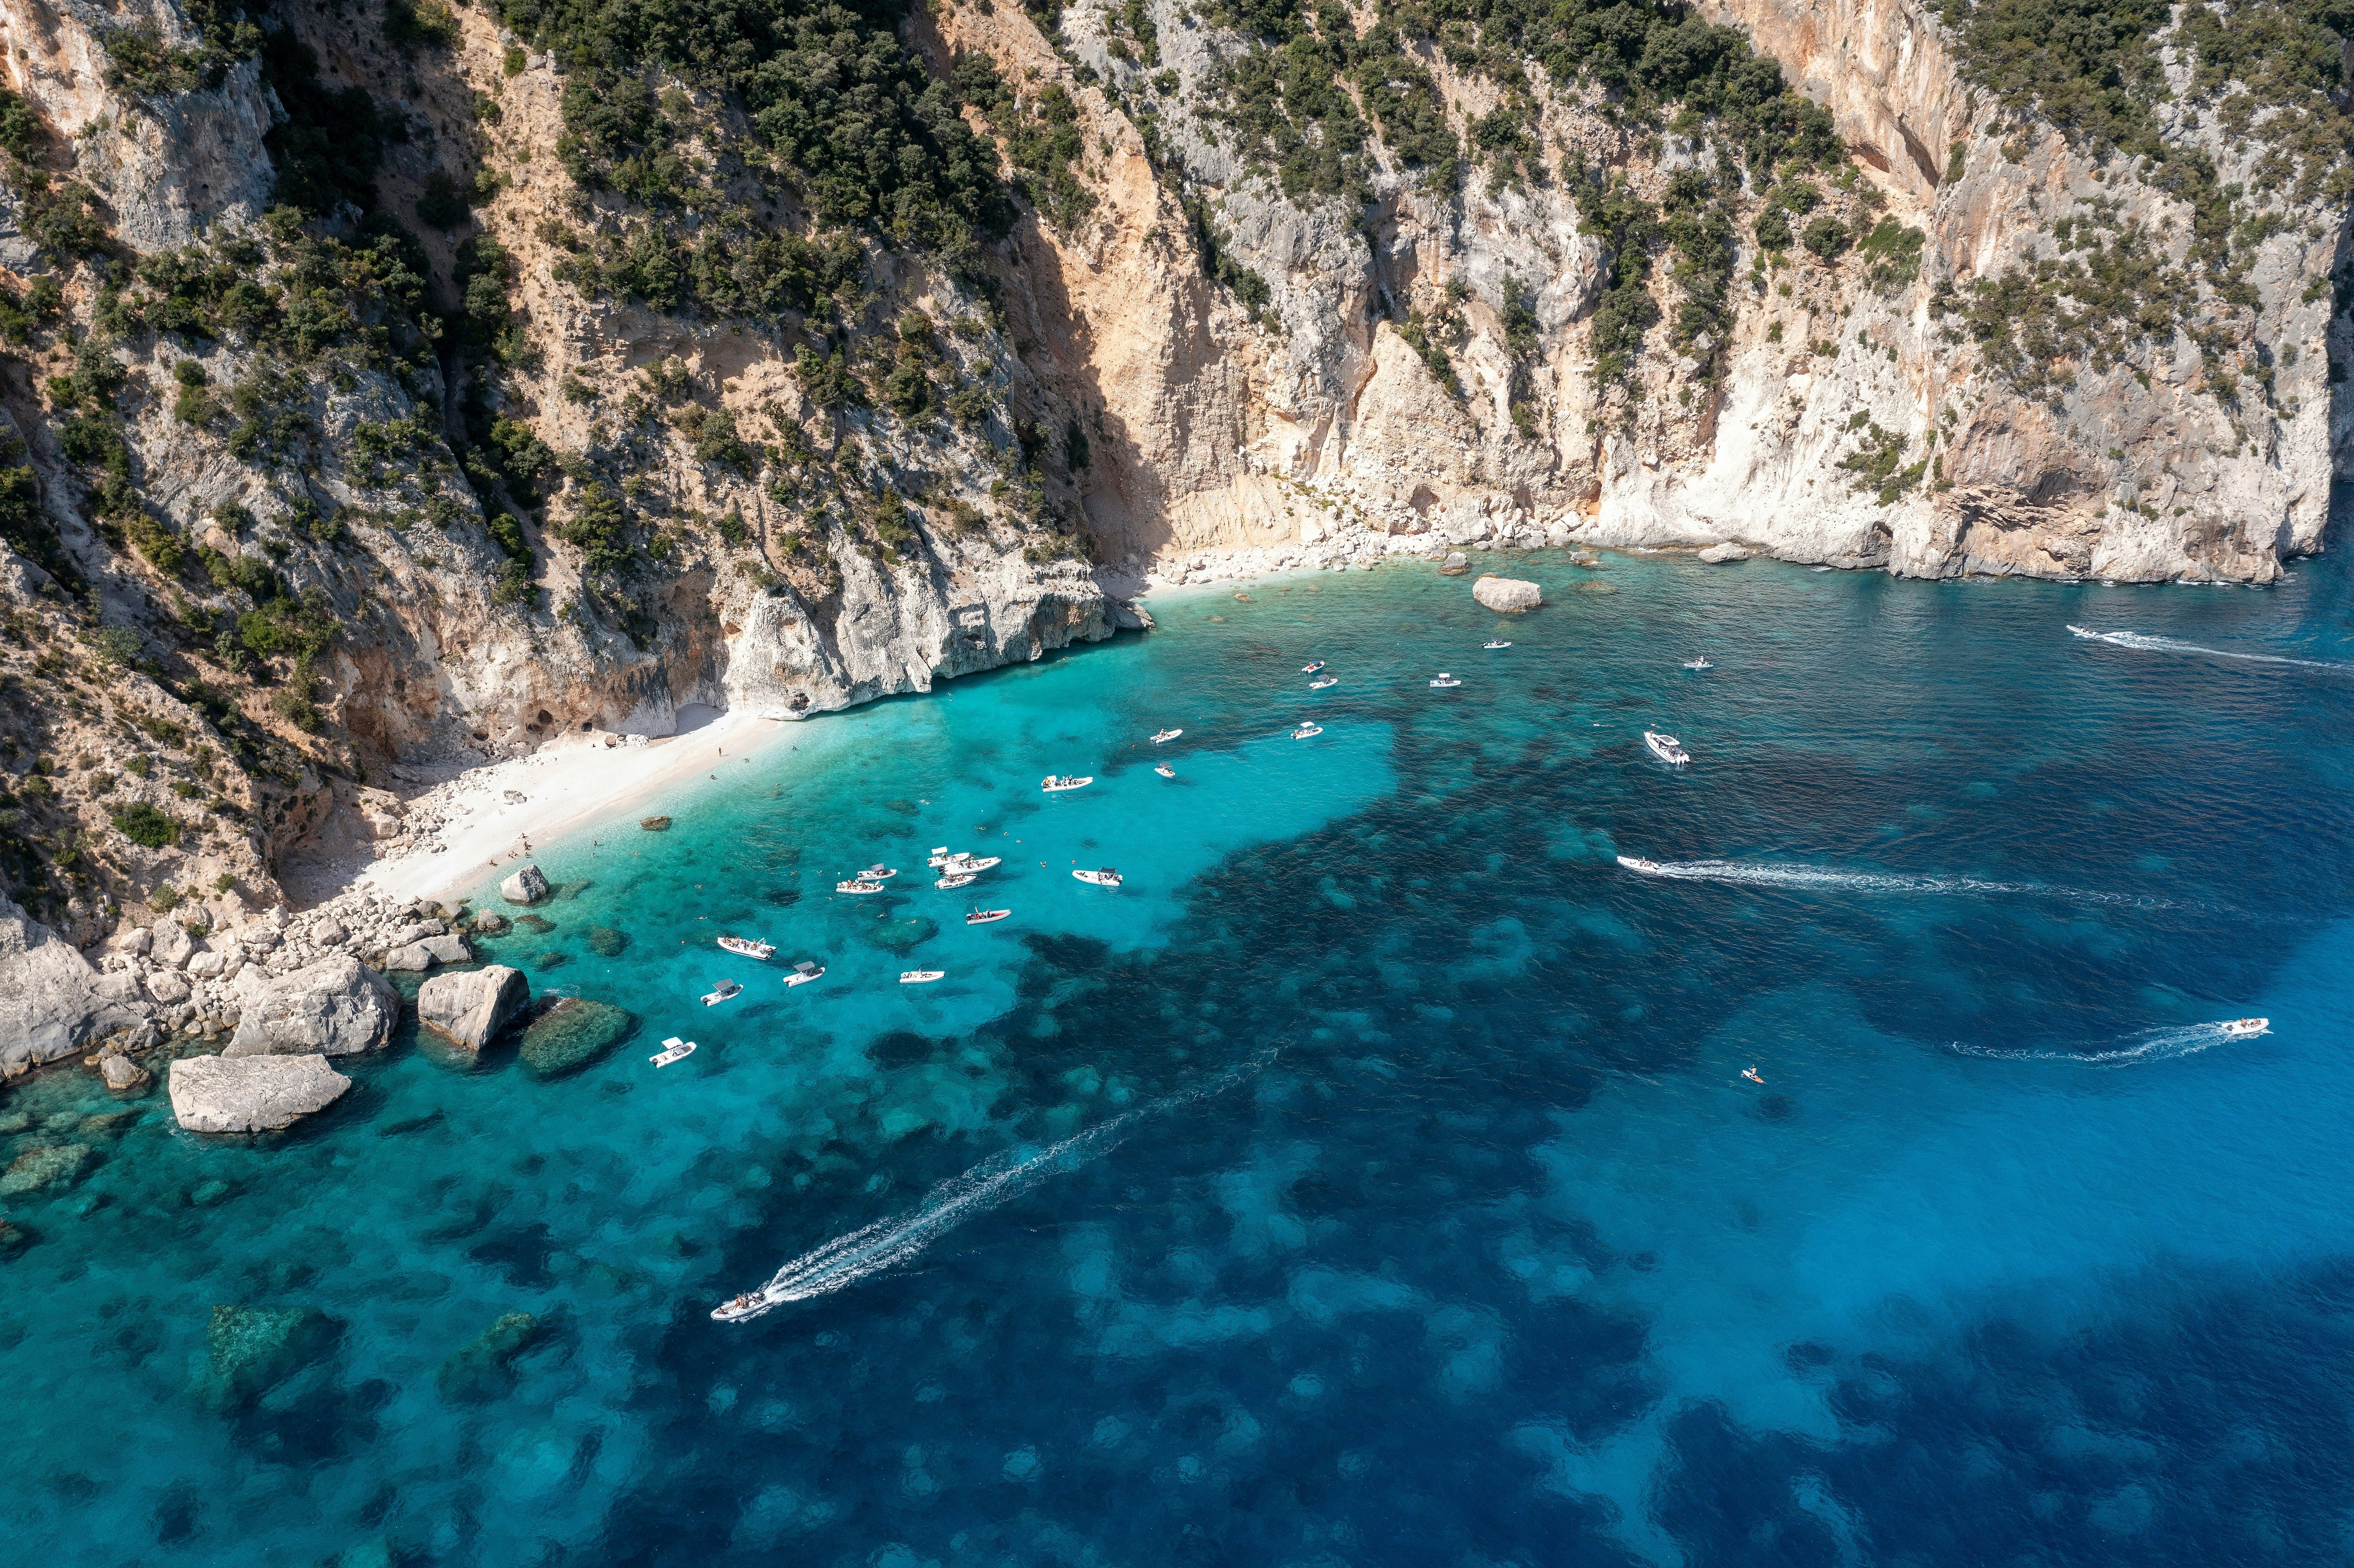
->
[8,545,2354,1566]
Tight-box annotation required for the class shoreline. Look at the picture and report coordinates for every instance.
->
[323,711,793,909]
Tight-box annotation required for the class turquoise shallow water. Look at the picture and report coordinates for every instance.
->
[8,547,2354,1565]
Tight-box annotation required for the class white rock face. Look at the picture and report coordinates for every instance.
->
[0,896,150,1075]
[383,933,471,972]
[145,969,193,1005]
[151,922,196,970]
[500,865,551,905]
[1472,576,1544,613]
[417,966,531,1051]
[1697,543,1753,564]
[221,957,399,1057]
[169,1054,352,1133]
[105,927,151,958]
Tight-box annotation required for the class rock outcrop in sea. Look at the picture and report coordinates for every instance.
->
[168,1054,353,1133]
[417,966,532,1052]
[222,958,399,1058]
[1473,577,1544,613]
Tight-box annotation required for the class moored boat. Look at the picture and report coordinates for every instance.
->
[1644,731,1691,765]
[1682,657,1713,671]
[1155,763,1175,778]
[716,935,774,960]
[937,871,978,889]
[966,908,1011,924]
[1292,722,1323,739]
[702,980,743,1006]
[1042,775,1094,793]
[1302,660,1326,673]
[860,864,898,880]
[1430,673,1462,688]
[835,878,885,895]
[1309,675,1338,689]
[900,970,945,984]
[1483,640,1511,650]
[785,961,825,987]
[650,1036,696,1067]
[927,845,956,867]
[947,854,1001,873]
[1152,728,1183,744]
[1073,868,1123,887]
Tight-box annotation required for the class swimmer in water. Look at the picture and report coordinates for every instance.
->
[1741,1067,1764,1084]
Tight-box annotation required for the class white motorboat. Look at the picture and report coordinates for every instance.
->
[650,1036,697,1067]
[1616,855,1663,873]
[937,871,978,890]
[836,878,885,895]
[711,1291,766,1322]
[785,961,825,987]
[1483,640,1512,650]
[948,854,1001,873]
[1152,728,1183,744]
[966,908,1011,924]
[1154,763,1175,778]
[927,845,956,868]
[1644,730,1691,765]
[1292,722,1323,739]
[1302,660,1326,673]
[702,980,743,1006]
[900,970,945,984]
[1430,673,1462,688]
[1073,868,1123,887]
[2221,1017,2270,1038]
[1309,675,1338,689]
[716,936,774,960]
[1682,657,1713,671]
[860,864,898,880]
[1042,775,1094,793]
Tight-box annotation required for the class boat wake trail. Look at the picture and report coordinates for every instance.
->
[713,1054,1270,1322]
[1618,857,2175,908]
[1947,1020,2263,1069]
[2067,624,2350,672]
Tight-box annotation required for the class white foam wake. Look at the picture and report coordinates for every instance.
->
[2067,624,2349,672]
[1617,856,2173,908]
[1947,1020,2265,1069]
[713,1055,1268,1322]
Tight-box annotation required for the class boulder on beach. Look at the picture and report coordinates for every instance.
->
[1472,575,1543,613]
[1436,551,1471,576]
[0,895,151,1076]
[500,865,551,905]
[195,1303,341,1412]
[417,966,531,1051]
[100,1055,151,1093]
[1697,541,1753,564]
[382,933,472,972]
[585,925,626,958]
[222,956,398,1057]
[169,1054,352,1132]
[518,997,635,1076]
[436,1311,542,1403]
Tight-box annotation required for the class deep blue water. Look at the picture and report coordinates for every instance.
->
[8,548,2354,1566]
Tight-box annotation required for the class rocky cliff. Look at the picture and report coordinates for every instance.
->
[0,0,2343,956]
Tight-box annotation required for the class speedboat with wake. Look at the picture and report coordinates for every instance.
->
[1616,856,1663,873]
[1155,763,1175,778]
[702,980,742,1006]
[1152,728,1183,744]
[1430,673,1462,688]
[1292,722,1323,740]
[1073,868,1124,887]
[650,1036,696,1067]
[1042,775,1093,793]
[785,961,825,987]
[1682,657,1713,671]
[1309,674,1338,689]
[1644,731,1691,766]
[712,1290,766,1322]
[2221,1017,2270,1038]
[1484,640,1511,650]
[966,907,1011,924]
[716,936,774,960]
[900,970,945,984]
[1302,660,1326,673]
[835,878,885,895]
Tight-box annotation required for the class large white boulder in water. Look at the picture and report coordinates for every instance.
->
[417,966,530,1050]
[500,864,551,905]
[1472,575,1543,613]
[0,896,150,1076]
[222,956,398,1057]
[1697,541,1753,564]
[170,1054,351,1132]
